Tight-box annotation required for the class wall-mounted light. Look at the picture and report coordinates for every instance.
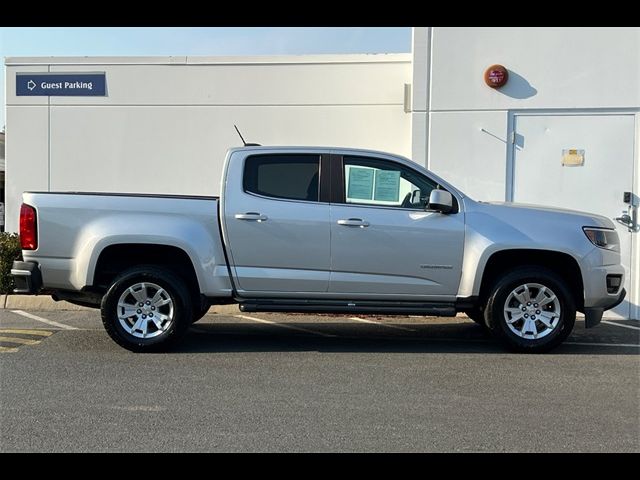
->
[484,64,509,88]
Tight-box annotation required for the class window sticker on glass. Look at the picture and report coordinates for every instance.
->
[347,166,374,200]
[374,169,400,202]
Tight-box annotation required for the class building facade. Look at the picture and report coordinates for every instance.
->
[4,27,639,318]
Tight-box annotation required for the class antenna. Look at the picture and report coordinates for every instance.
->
[234,125,247,146]
[234,125,261,147]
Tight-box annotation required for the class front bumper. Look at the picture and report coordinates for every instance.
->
[584,288,626,328]
[10,261,43,294]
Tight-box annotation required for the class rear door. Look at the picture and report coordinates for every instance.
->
[222,151,331,294]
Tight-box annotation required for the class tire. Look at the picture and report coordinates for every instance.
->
[101,265,193,352]
[484,266,576,353]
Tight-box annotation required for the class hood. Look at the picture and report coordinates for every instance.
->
[476,201,616,229]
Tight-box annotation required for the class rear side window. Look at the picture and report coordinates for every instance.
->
[243,154,320,202]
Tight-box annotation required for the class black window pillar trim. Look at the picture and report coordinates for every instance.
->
[329,154,345,204]
[319,154,331,203]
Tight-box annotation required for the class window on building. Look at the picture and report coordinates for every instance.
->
[243,154,320,202]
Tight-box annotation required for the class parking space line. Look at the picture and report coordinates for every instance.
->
[0,346,19,353]
[349,317,417,332]
[10,310,78,330]
[601,321,640,331]
[0,329,53,337]
[564,341,640,348]
[234,315,337,338]
[0,335,41,345]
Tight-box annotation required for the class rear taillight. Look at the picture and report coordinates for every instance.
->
[19,203,38,250]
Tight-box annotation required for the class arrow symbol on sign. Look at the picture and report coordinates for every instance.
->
[27,80,36,91]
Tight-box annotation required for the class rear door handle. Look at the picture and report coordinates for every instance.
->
[337,218,370,228]
[235,212,268,222]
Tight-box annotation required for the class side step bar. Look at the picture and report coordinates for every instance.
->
[238,299,457,317]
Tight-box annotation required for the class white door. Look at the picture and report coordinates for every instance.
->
[512,113,636,319]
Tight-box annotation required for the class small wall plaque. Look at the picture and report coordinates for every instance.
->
[562,149,585,167]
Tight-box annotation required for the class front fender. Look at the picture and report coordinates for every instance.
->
[458,207,594,298]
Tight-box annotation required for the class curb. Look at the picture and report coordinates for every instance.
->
[3,294,93,311]
[0,294,241,314]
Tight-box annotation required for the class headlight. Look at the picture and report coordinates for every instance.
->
[583,227,620,252]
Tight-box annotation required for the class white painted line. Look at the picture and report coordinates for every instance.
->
[349,317,417,332]
[601,320,640,331]
[10,310,78,330]
[234,314,337,338]
[564,341,640,348]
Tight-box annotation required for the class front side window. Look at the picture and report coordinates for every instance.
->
[243,154,320,202]
[343,156,437,209]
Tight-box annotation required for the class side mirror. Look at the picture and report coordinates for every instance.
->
[427,190,453,214]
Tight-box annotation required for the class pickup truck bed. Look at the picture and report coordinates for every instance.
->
[17,191,231,297]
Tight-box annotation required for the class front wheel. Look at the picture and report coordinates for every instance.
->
[484,267,576,353]
[101,265,193,352]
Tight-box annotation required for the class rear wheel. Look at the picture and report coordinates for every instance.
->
[101,265,193,352]
[484,266,575,353]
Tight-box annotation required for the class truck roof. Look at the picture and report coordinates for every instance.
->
[227,145,412,160]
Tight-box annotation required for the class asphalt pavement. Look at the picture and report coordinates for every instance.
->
[0,309,638,452]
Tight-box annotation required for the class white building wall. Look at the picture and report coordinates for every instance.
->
[413,27,640,320]
[5,54,412,232]
[430,27,640,112]
[428,111,508,200]
[413,27,640,196]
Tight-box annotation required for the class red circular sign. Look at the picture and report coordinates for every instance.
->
[484,64,509,88]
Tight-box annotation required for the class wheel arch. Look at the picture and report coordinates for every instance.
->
[477,249,584,311]
[91,243,201,301]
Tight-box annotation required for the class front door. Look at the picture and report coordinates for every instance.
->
[223,153,330,294]
[512,113,636,319]
[329,155,465,300]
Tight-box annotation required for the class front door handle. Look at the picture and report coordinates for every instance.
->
[235,212,268,222]
[337,218,370,228]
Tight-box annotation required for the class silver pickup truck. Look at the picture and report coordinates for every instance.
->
[12,146,625,353]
